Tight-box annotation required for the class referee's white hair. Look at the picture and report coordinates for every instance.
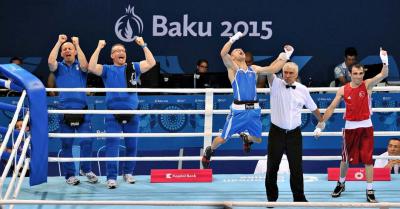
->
[283,62,298,74]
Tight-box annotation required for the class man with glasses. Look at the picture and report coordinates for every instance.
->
[88,37,156,189]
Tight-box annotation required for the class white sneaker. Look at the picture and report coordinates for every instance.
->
[66,176,80,185]
[123,174,136,184]
[80,170,98,184]
[107,179,117,189]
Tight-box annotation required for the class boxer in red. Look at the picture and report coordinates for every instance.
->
[314,48,389,203]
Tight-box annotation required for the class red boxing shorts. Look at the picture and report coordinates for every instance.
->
[341,126,374,165]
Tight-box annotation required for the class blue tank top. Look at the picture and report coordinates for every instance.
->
[55,60,88,109]
[101,62,141,110]
[232,67,257,101]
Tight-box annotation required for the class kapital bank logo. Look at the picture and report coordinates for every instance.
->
[115,5,143,42]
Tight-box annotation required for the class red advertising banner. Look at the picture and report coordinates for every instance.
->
[327,168,391,181]
[151,169,213,183]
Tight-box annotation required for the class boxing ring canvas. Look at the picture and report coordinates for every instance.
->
[3,174,400,209]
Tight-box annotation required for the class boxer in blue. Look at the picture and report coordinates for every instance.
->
[48,34,98,185]
[202,32,292,169]
[88,37,156,189]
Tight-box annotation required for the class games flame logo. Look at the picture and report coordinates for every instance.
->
[114,5,143,42]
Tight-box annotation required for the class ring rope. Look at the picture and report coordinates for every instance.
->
[7,159,30,209]
[48,155,400,162]
[48,131,400,138]
[48,107,400,115]
[0,114,30,197]
[46,86,400,93]
[0,199,399,208]
[4,147,30,201]
[0,91,26,164]
[48,109,205,114]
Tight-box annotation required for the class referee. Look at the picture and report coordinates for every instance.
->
[265,62,324,203]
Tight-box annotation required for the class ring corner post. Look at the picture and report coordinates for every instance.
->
[0,64,48,186]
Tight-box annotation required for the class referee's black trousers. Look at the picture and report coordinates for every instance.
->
[265,123,306,201]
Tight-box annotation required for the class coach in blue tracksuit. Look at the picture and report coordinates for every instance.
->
[88,37,156,189]
[48,34,98,185]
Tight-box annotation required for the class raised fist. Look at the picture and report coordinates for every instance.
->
[380,47,388,66]
[284,45,294,60]
[229,32,244,44]
[278,52,287,61]
[135,37,145,46]
[71,37,79,46]
[58,34,67,44]
[98,40,106,49]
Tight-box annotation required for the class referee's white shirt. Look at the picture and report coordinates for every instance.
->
[269,76,317,130]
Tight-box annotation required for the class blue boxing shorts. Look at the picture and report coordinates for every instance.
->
[220,103,262,140]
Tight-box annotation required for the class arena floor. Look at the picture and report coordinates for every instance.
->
[4,174,400,209]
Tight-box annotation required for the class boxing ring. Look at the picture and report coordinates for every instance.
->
[0,64,400,208]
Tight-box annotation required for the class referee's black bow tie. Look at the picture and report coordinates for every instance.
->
[286,85,296,89]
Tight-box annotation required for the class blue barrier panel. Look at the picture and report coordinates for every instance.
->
[0,64,48,186]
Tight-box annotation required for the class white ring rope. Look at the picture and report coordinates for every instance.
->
[0,200,399,208]
[8,158,30,209]
[4,136,30,200]
[0,113,30,198]
[4,80,11,89]
[49,131,400,138]
[46,86,400,93]
[48,107,400,115]
[0,90,26,165]
[48,155,400,162]
[48,109,205,114]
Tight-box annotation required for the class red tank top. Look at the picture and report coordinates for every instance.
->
[343,82,370,121]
